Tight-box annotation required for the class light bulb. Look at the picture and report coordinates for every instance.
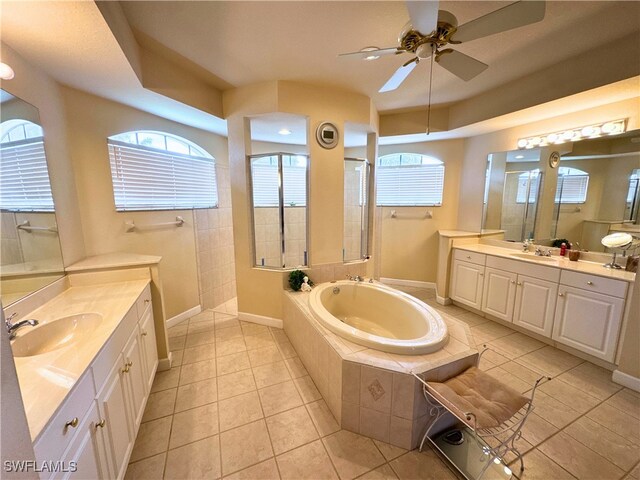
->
[0,62,15,80]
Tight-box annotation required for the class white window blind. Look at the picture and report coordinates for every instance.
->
[555,175,588,203]
[108,140,217,211]
[376,164,444,206]
[0,138,54,212]
[251,161,307,207]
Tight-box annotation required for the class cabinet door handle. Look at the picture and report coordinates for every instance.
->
[479,273,484,276]
[141,330,148,337]
[65,417,79,429]
[121,364,130,374]
[510,280,515,284]
[95,419,106,430]
[587,281,593,286]
[559,293,564,297]
[126,360,133,368]
[517,282,522,286]
[466,255,471,259]
[144,299,150,304]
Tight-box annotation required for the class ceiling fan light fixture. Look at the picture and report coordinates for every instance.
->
[360,47,381,61]
[0,62,15,80]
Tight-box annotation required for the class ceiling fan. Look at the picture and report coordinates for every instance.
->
[339,1,546,93]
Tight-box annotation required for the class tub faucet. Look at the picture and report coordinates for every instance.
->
[5,313,39,340]
[346,274,364,282]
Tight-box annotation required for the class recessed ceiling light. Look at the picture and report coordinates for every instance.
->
[0,62,15,80]
[278,128,291,136]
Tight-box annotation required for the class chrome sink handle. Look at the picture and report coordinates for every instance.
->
[6,314,39,340]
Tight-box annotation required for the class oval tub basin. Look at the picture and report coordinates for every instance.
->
[308,281,448,355]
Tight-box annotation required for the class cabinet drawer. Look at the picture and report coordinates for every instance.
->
[454,249,486,266]
[34,371,96,467]
[560,270,628,299]
[486,255,560,283]
[92,307,139,391]
[135,284,152,319]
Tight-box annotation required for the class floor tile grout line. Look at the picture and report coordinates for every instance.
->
[526,386,631,477]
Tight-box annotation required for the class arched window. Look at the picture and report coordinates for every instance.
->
[555,167,589,203]
[376,153,445,206]
[107,130,217,211]
[0,119,54,212]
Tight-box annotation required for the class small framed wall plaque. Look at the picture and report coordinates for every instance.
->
[316,122,339,149]
[549,151,560,168]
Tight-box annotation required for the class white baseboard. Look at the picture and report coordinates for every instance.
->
[436,295,451,305]
[380,277,436,289]
[238,311,283,329]
[612,369,640,392]
[166,305,201,328]
[158,352,173,372]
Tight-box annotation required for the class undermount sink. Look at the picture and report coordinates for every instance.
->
[510,253,558,263]
[11,313,103,357]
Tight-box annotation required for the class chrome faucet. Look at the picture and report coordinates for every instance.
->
[523,239,533,252]
[5,313,39,340]
[535,247,552,257]
[346,274,364,282]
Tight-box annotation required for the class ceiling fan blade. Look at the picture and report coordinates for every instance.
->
[436,50,488,81]
[379,60,418,93]
[338,47,399,60]
[406,0,439,35]
[452,0,546,43]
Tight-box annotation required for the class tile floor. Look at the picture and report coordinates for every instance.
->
[125,289,640,480]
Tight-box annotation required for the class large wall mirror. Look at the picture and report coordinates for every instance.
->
[0,89,64,305]
[482,128,640,251]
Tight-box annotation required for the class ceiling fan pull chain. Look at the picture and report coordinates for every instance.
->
[426,44,435,135]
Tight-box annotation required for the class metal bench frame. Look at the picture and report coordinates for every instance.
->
[412,346,550,479]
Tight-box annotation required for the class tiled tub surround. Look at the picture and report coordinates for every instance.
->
[283,289,477,449]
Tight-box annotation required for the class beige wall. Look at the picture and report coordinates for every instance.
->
[1,43,86,266]
[61,87,229,319]
[348,139,465,284]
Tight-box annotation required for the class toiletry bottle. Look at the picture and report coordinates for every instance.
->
[560,242,567,256]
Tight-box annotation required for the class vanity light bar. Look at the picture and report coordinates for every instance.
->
[517,119,627,150]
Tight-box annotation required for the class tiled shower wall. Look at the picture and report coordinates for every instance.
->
[194,164,236,310]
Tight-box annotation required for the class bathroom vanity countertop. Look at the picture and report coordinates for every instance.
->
[454,244,636,282]
[12,279,150,440]
[66,252,161,272]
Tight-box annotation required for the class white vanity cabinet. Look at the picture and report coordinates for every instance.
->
[552,271,627,362]
[95,360,133,480]
[139,302,158,392]
[481,267,517,321]
[34,285,157,480]
[54,403,108,480]
[512,275,558,337]
[469,255,560,336]
[450,250,486,310]
[450,246,633,365]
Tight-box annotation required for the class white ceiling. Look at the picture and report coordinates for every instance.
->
[1,1,639,144]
